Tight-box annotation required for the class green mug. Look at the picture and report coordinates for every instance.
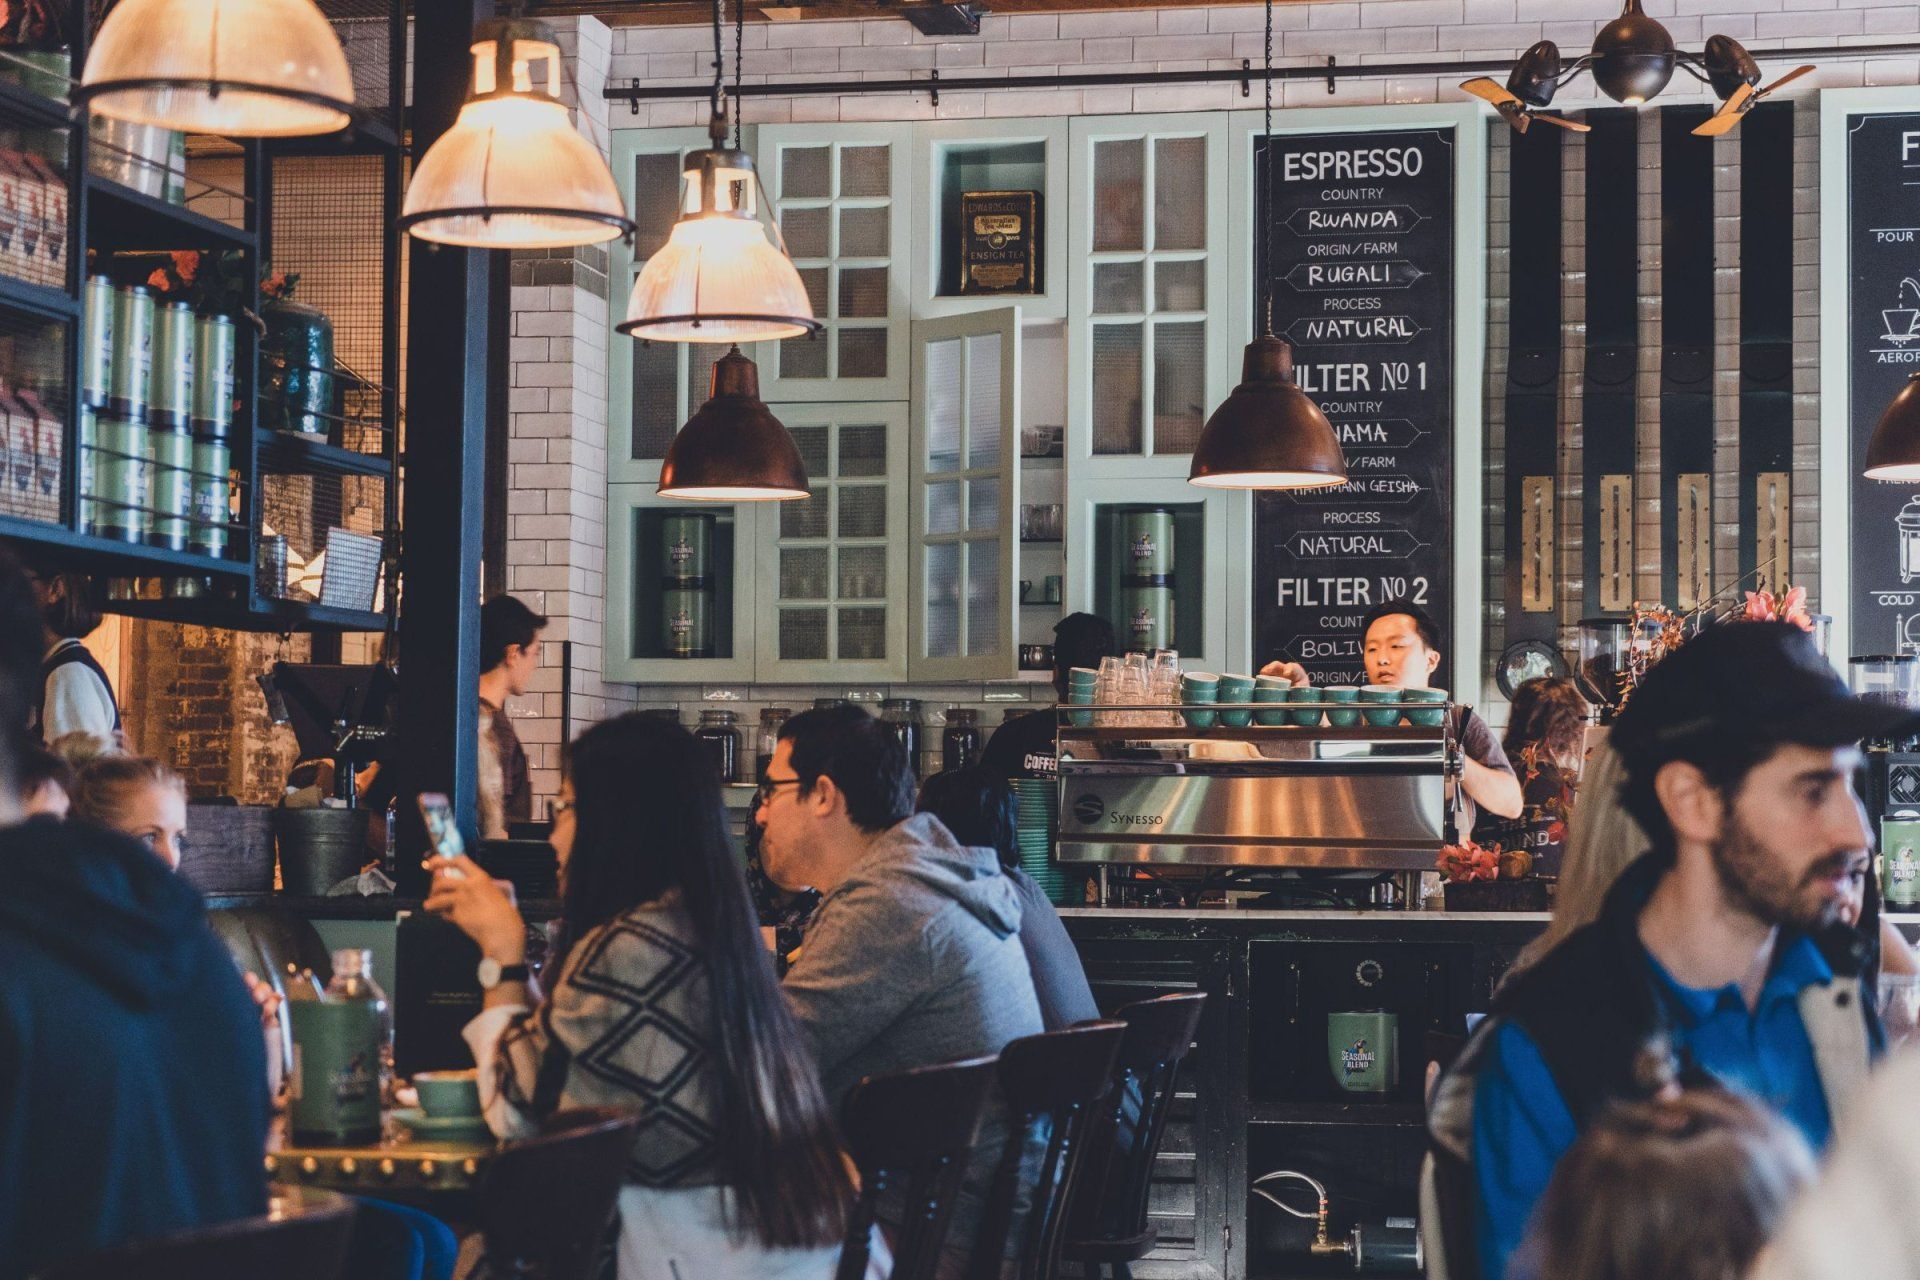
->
[1327,1010,1398,1094]
[414,1068,482,1118]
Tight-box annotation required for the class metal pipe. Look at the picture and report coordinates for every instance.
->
[604,38,1920,102]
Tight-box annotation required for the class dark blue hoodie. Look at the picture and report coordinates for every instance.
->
[0,818,269,1277]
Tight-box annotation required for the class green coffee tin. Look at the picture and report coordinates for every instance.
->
[109,283,152,419]
[1120,583,1174,652]
[81,274,112,410]
[77,405,97,533]
[147,421,192,551]
[193,313,235,427]
[661,513,712,584]
[189,426,230,558]
[148,299,194,423]
[95,412,148,543]
[661,586,711,659]
[287,1000,383,1146]
[1884,815,1920,909]
[1122,509,1175,579]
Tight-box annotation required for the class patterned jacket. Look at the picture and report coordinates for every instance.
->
[480,896,723,1187]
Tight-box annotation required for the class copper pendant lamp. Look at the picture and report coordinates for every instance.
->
[657,346,810,501]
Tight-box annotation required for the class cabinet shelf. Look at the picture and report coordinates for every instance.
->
[1,514,249,578]
[0,273,79,320]
[85,173,256,252]
[257,428,393,479]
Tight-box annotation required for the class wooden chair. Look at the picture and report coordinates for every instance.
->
[968,1021,1127,1280]
[1060,992,1208,1280]
[836,1056,1000,1280]
[472,1106,644,1280]
[34,1185,356,1280]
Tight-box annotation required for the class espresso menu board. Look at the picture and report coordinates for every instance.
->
[1252,128,1456,687]
[1849,112,1920,656]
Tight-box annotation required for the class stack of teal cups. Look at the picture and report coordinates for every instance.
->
[1180,671,1218,728]
[1405,687,1447,726]
[1065,667,1098,727]
[1253,675,1291,725]
[1360,685,1404,727]
[1217,674,1256,727]
[1014,778,1068,904]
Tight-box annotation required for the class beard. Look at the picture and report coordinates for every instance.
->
[1709,811,1862,934]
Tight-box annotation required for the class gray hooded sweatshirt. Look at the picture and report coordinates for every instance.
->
[784,812,1044,1262]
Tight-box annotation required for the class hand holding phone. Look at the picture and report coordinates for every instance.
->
[418,792,467,879]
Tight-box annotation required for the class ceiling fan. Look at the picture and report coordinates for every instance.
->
[1460,0,1815,136]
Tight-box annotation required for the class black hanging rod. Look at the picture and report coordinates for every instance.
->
[604,38,1920,106]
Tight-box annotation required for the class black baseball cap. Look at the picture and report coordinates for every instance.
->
[1609,621,1920,768]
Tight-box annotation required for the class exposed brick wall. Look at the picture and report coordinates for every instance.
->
[121,625,307,803]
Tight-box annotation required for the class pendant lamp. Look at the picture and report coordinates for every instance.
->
[658,346,810,501]
[400,18,633,250]
[619,0,819,344]
[1866,372,1920,481]
[77,0,354,137]
[1187,0,1348,491]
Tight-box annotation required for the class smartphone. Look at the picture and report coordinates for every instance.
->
[417,792,467,879]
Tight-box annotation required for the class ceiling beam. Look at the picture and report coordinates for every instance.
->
[530,0,1310,26]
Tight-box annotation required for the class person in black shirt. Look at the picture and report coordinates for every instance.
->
[981,612,1115,782]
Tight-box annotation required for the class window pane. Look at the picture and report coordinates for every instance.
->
[839,205,889,258]
[838,484,886,539]
[1154,259,1205,314]
[926,337,962,470]
[1154,136,1206,251]
[1091,323,1144,454]
[1153,321,1207,454]
[968,477,999,532]
[780,547,829,600]
[838,328,887,379]
[839,545,886,599]
[967,541,1000,656]
[839,424,886,477]
[632,151,683,260]
[926,542,960,658]
[797,267,829,317]
[966,334,1001,470]
[781,335,827,379]
[779,607,828,661]
[789,425,829,477]
[781,206,829,260]
[630,333,677,461]
[780,490,828,539]
[840,145,890,198]
[928,481,961,535]
[839,607,886,661]
[838,266,889,319]
[1093,261,1144,315]
[1093,138,1145,251]
[782,146,829,200]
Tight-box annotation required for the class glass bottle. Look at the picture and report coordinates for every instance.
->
[879,697,924,778]
[696,708,741,784]
[756,706,790,781]
[942,707,980,772]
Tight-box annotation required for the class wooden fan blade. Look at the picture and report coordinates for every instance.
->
[1691,83,1752,136]
[1461,76,1520,107]
[1534,113,1591,133]
[1754,64,1815,99]
[1510,110,1532,135]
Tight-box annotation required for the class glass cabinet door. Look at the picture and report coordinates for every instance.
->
[604,483,759,683]
[755,125,913,402]
[608,128,728,484]
[1068,117,1230,473]
[753,403,910,682]
[909,307,1022,682]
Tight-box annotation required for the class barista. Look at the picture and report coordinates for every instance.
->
[983,612,1116,781]
[1262,601,1523,830]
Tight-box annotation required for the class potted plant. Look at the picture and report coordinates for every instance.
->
[1438,839,1547,912]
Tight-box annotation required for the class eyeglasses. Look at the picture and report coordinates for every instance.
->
[755,776,803,807]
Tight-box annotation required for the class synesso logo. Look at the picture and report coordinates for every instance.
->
[1073,793,1106,825]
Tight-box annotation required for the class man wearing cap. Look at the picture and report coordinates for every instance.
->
[981,612,1116,782]
[1425,622,1894,1280]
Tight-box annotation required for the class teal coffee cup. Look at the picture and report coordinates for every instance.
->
[1253,683,1290,726]
[1404,687,1447,727]
[1180,673,1219,729]
[1359,685,1403,727]
[1322,685,1361,727]
[1065,679,1095,728]
[414,1068,481,1118]
[1217,674,1255,727]
[1327,1010,1399,1094]
[1287,684,1322,728]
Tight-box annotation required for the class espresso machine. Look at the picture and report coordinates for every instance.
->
[1849,655,1920,829]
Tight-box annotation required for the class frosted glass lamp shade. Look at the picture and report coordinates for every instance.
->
[620,148,821,344]
[78,0,354,137]
[399,19,634,249]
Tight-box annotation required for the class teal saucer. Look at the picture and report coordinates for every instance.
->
[390,1107,492,1140]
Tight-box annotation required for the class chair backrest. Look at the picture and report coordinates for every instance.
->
[836,1056,1000,1280]
[475,1106,645,1280]
[34,1186,356,1280]
[1065,992,1207,1247]
[968,1022,1127,1280]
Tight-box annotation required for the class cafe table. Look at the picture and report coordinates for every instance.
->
[267,1111,498,1198]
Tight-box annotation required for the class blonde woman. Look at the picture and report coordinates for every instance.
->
[60,733,187,870]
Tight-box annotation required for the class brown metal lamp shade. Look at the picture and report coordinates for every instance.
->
[1866,372,1920,482]
[657,347,810,501]
[1188,337,1349,490]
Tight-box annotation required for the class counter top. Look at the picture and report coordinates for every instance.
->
[1059,906,1549,922]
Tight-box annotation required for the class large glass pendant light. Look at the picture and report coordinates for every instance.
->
[77,0,354,137]
[658,346,810,501]
[619,0,820,344]
[400,18,634,249]
[1866,373,1920,481]
[1187,0,1348,492]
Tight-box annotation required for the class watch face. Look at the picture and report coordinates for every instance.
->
[1497,640,1569,700]
[477,957,501,989]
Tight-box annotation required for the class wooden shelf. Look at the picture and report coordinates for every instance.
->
[85,173,257,252]
[256,428,394,479]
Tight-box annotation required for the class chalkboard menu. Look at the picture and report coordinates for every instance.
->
[1252,128,1456,687]
[1848,112,1920,656]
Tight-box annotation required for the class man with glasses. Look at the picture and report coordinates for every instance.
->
[758,703,1042,1280]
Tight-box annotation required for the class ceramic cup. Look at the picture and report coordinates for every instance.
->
[1287,684,1323,728]
[1359,684,1403,727]
[414,1069,481,1118]
[1327,1011,1399,1094]
[1322,685,1361,727]
[1180,673,1219,730]
[1217,674,1256,727]
[1253,682,1290,726]
[1404,687,1447,727]
[1066,678,1096,727]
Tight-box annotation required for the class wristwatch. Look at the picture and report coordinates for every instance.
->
[477,957,530,991]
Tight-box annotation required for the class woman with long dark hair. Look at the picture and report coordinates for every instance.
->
[427,714,856,1279]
